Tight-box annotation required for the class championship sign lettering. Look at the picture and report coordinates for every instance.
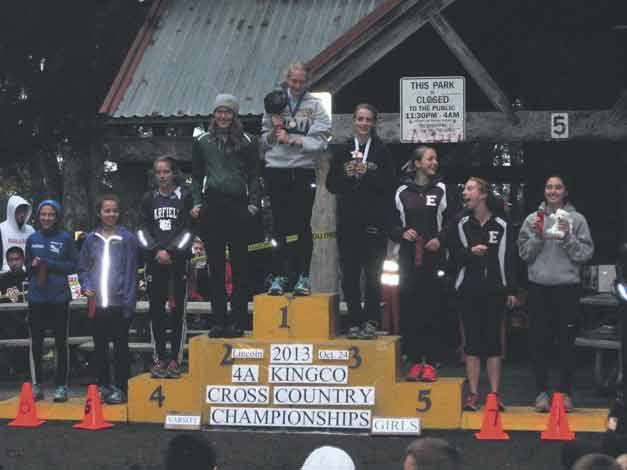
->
[400,76,465,143]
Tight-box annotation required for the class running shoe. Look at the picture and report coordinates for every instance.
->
[420,363,438,382]
[208,325,225,338]
[563,393,575,413]
[99,385,111,402]
[358,321,377,340]
[105,386,126,405]
[406,363,423,381]
[347,326,361,339]
[463,393,481,412]
[32,384,44,402]
[150,359,168,379]
[267,276,287,296]
[495,393,506,412]
[53,385,68,403]
[224,324,244,338]
[166,360,181,379]
[293,274,311,296]
[534,391,551,413]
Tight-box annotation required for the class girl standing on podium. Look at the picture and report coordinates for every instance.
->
[389,146,456,382]
[326,103,395,338]
[25,200,78,402]
[137,156,193,380]
[78,194,138,404]
[449,178,518,412]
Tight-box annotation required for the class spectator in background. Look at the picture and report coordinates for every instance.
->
[518,175,594,412]
[0,195,35,272]
[78,194,138,404]
[300,446,355,470]
[572,454,621,470]
[616,454,627,470]
[25,200,78,403]
[403,437,461,470]
[188,237,209,301]
[261,61,331,297]
[165,434,217,470]
[137,156,193,380]
[326,103,395,338]
[0,246,27,302]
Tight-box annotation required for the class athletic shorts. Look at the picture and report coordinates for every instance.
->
[459,290,505,358]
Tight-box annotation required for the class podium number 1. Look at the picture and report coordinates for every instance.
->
[279,306,289,328]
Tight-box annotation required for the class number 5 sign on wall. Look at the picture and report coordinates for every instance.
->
[550,113,569,139]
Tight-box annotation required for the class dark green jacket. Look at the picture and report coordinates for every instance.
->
[191,130,261,208]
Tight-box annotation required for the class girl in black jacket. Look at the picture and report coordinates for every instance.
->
[449,177,518,412]
[326,104,395,338]
[389,146,456,381]
[138,156,193,379]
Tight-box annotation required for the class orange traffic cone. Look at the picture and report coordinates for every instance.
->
[73,385,114,431]
[541,392,575,440]
[475,393,509,440]
[8,382,45,427]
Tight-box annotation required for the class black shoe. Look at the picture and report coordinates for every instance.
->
[208,326,225,338]
[224,324,244,338]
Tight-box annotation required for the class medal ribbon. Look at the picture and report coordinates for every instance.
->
[353,137,372,163]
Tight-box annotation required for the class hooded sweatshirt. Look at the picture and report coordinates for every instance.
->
[0,195,35,272]
[518,202,594,285]
[261,88,331,169]
[25,200,78,304]
[300,446,355,470]
[78,226,138,318]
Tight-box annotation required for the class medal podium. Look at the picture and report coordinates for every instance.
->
[127,293,464,430]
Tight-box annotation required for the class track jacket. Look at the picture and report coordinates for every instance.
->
[78,226,138,318]
[137,186,193,260]
[191,129,260,208]
[260,88,331,169]
[26,227,78,304]
[0,195,34,272]
[326,136,396,232]
[518,202,593,285]
[449,213,517,294]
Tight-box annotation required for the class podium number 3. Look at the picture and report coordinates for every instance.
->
[279,306,289,328]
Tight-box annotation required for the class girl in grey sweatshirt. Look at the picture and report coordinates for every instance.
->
[518,175,594,413]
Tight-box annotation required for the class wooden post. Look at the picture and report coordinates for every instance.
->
[309,151,339,294]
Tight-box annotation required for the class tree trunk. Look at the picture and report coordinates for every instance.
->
[61,141,91,233]
[309,151,339,294]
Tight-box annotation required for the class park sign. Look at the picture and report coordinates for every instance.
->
[400,76,465,143]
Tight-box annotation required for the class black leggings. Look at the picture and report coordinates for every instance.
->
[200,195,250,329]
[528,282,580,394]
[147,260,186,361]
[399,270,445,363]
[28,302,70,387]
[338,226,386,327]
[91,307,131,392]
[265,168,316,278]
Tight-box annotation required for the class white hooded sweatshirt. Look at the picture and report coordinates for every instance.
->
[0,195,34,272]
[300,446,356,470]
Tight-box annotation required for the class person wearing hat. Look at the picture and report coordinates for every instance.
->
[261,61,332,296]
[25,199,78,402]
[190,94,260,338]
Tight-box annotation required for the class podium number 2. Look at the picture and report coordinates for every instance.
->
[279,306,289,328]
[150,385,165,408]
[416,390,432,412]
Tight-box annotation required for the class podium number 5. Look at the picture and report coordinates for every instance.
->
[551,113,568,139]
[416,390,432,412]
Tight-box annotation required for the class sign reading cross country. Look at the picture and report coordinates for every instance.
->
[400,76,466,143]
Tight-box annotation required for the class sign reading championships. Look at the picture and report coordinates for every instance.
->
[400,76,465,143]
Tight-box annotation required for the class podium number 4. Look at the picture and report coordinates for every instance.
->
[150,385,165,408]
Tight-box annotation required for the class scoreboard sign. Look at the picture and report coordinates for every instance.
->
[400,76,465,143]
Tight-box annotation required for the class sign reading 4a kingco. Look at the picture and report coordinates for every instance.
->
[400,76,465,143]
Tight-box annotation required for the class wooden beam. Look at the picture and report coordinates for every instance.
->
[309,0,458,93]
[104,109,627,163]
[429,12,519,124]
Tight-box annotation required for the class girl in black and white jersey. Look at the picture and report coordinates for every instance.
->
[449,177,518,412]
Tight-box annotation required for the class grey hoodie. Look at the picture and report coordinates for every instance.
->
[261,89,331,169]
[0,195,35,272]
[518,202,594,285]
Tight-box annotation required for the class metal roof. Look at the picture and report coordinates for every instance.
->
[107,0,386,118]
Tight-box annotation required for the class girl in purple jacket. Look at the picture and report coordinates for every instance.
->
[78,194,138,404]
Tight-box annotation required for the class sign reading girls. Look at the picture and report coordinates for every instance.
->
[400,76,465,143]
